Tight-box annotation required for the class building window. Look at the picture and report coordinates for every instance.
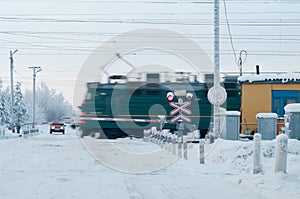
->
[272,90,300,117]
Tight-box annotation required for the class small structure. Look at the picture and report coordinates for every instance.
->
[238,72,300,135]
[256,113,277,140]
[220,111,241,140]
[284,103,300,140]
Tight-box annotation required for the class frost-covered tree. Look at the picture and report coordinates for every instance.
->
[24,89,46,123]
[13,82,27,126]
[41,86,72,122]
[0,89,11,126]
[24,82,72,123]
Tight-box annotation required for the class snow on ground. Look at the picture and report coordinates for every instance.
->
[0,125,299,199]
[0,126,22,139]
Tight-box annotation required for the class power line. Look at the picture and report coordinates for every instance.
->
[0,0,298,3]
[222,0,238,66]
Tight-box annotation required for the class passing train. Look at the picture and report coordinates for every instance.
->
[79,72,241,139]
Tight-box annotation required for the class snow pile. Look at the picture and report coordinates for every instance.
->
[238,73,300,83]
[206,140,253,171]
[0,127,20,139]
[226,111,241,116]
[284,103,300,113]
[256,113,278,119]
[205,138,300,172]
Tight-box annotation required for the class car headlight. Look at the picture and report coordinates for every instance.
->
[51,126,55,129]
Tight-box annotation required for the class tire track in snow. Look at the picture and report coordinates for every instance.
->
[125,181,144,199]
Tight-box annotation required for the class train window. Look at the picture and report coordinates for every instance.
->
[146,90,160,96]
[132,90,142,96]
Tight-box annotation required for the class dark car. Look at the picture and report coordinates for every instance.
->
[50,122,65,134]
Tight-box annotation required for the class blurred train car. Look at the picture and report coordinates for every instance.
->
[79,72,241,139]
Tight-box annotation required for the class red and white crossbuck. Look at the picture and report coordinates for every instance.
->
[169,101,192,123]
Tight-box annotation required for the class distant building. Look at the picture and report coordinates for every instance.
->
[238,73,300,134]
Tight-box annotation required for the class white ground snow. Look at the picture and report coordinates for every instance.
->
[0,125,299,199]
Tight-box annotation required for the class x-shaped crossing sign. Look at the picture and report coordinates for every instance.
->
[169,101,192,123]
[169,101,192,115]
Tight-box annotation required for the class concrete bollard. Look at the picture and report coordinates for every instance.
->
[167,133,172,152]
[253,133,263,174]
[183,142,188,160]
[178,142,182,158]
[199,139,205,164]
[275,134,288,173]
[172,135,176,155]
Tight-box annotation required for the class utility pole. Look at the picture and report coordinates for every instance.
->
[214,0,221,137]
[29,66,42,128]
[9,50,18,132]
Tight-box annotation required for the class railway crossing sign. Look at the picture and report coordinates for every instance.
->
[169,101,192,123]
[207,85,227,106]
[169,101,192,115]
[170,114,192,123]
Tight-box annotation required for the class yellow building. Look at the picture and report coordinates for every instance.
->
[238,73,300,134]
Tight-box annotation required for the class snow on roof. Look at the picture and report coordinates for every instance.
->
[226,111,241,116]
[284,103,300,113]
[256,113,278,119]
[238,73,300,83]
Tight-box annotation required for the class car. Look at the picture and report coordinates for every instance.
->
[50,122,65,134]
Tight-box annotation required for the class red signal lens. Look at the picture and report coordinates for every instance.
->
[167,95,174,101]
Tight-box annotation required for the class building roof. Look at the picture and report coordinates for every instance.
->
[238,73,300,84]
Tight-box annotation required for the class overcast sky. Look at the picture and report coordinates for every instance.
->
[1,0,300,105]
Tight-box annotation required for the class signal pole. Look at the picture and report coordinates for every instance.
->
[214,0,221,137]
[9,50,18,132]
[29,66,42,128]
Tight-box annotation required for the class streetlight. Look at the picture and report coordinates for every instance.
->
[9,49,18,132]
[29,66,42,128]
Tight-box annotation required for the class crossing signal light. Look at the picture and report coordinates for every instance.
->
[186,93,193,101]
[167,92,174,102]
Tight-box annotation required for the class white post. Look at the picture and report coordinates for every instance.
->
[183,142,188,160]
[253,133,263,174]
[9,50,18,132]
[29,66,42,128]
[199,139,205,164]
[275,134,288,173]
[213,0,221,137]
[178,142,182,158]
[172,134,176,156]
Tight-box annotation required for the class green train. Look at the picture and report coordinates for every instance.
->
[79,72,241,139]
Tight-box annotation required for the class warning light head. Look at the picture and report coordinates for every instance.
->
[186,93,193,101]
[166,92,174,102]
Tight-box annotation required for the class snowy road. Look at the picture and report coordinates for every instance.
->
[0,127,297,199]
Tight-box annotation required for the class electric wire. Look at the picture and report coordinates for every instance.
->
[222,0,238,66]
